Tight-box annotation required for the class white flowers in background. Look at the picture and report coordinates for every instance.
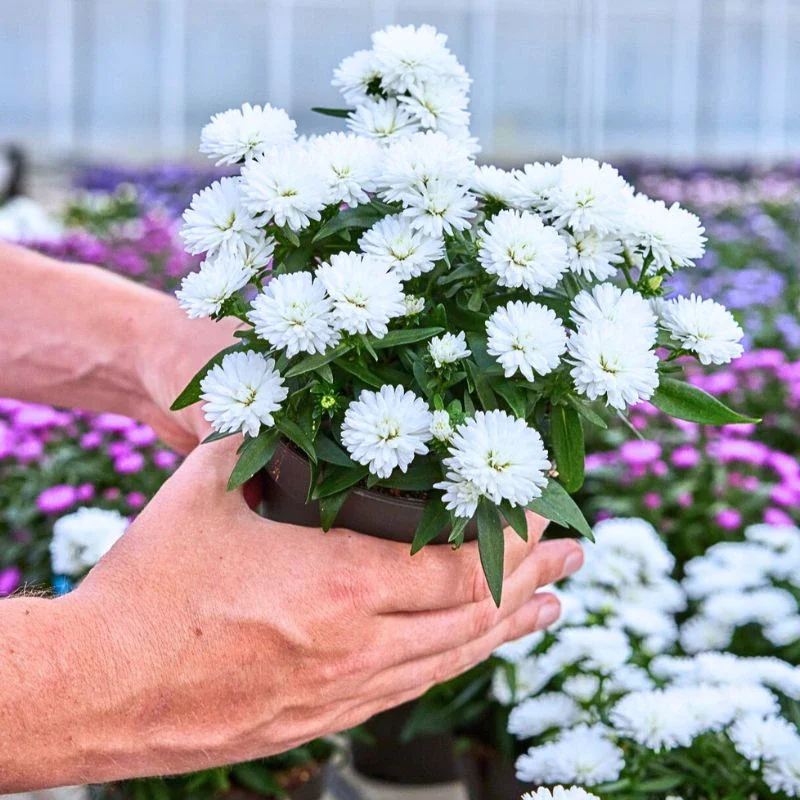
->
[522,789,600,800]
[487,301,567,382]
[200,351,288,437]
[176,251,256,319]
[316,252,405,338]
[658,294,745,365]
[509,162,561,212]
[347,98,418,142]
[341,385,432,479]
[436,410,550,516]
[332,49,381,105]
[50,507,128,577]
[359,215,444,280]
[428,331,470,368]
[429,409,454,442]
[248,273,338,358]
[478,209,568,295]
[399,82,471,139]
[308,132,382,206]
[508,693,584,739]
[199,102,296,165]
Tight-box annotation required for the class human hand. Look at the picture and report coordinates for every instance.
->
[48,438,582,784]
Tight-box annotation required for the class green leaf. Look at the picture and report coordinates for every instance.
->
[410,494,450,554]
[275,417,317,464]
[566,394,608,429]
[231,763,286,797]
[170,344,241,410]
[492,380,527,418]
[311,106,354,118]
[371,326,445,350]
[279,242,314,273]
[314,465,369,499]
[528,480,594,541]
[499,501,528,541]
[466,361,497,410]
[477,498,505,607]
[227,429,280,490]
[284,343,353,378]
[315,434,355,467]
[319,490,350,531]
[337,358,384,388]
[377,459,442,491]
[201,429,238,444]
[550,404,585,492]
[467,288,483,311]
[313,203,384,242]
[652,377,760,425]
[635,776,684,792]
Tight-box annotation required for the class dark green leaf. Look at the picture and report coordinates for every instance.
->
[315,434,355,467]
[377,459,442,491]
[499,501,528,541]
[201,429,238,444]
[337,358,384,388]
[466,361,497,410]
[319,490,350,531]
[170,344,241,410]
[313,203,384,242]
[528,480,593,540]
[477,498,505,606]
[550,404,585,492]
[467,289,483,311]
[279,242,314,273]
[311,106,354,118]
[492,380,527,418]
[314,465,369,499]
[275,417,317,464]
[231,762,286,796]
[652,377,760,425]
[566,394,608,429]
[410,494,450,554]
[371,326,445,350]
[284,343,354,378]
[227,429,280,490]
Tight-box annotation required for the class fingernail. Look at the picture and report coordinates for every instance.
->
[539,597,561,627]
[563,548,584,575]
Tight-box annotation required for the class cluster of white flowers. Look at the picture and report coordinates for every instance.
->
[680,523,800,653]
[50,507,128,577]
[521,789,599,800]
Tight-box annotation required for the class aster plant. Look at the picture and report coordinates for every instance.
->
[172,24,754,603]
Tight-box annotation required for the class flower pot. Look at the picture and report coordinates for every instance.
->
[350,700,460,785]
[262,442,478,544]
[456,742,535,800]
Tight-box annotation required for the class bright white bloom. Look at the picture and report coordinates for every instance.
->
[543,157,633,235]
[562,674,602,703]
[563,229,623,281]
[522,789,600,800]
[347,98,418,143]
[308,132,382,206]
[200,351,288,437]
[341,385,432,479]
[50,507,128,577]
[729,714,800,767]
[199,103,296,165]
[429,410,454,442]
[607,664,656,693]
[570,284,658,345]
[509,162,561,211]
[471,165,519,205]
[478,209,568,295]
[240,145,329,231]
[332,49,381,105]
[437,410,550,512]
[763,747,800,797]
[549,626,632,673]
[428,331,470,368]
[680,616,733,654]
[401,179,477,237]
[486,301,567,382]
[568,320,659,410]
[659,294,744,365]
[609,689,699,750]
[316,252,405,338]
[403,295,426,316]
[435,471,483,519]
[493,630,546,663]
[248,273,338,358]
[399,82,470,139]
[181,177,262,256]
[766,616,800,646]
[626,194,706,270]
[359,215,444,280]
[176,251,255,319]
[508,693,584,739]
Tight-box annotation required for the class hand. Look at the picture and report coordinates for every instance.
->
[21,438,583,786]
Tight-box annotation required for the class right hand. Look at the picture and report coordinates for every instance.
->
[67,438,584,782]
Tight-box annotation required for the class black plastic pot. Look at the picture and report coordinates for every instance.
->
[457,743,535,800]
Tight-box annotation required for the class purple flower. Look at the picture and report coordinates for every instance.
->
[76,483,96,502]
[80,431,103,450]
[770,484,797,508]
[676,492,693,508]
[13,404,69,430]
[764,507,794,526]
[125,425,158,447]
[126,491,147,509]
[651,460,668,477]
[715,508,742,530]
[643,492,662,510]
[114,452,145,474]
[103,488,121,501]
[0,567,22,596]
[37,485,78,514]
[620,440,661,466]
[93,413,137,433]
[15,438,44,463]
[107,441,133,459]
[153,450,178,470]
[671,446,700,469]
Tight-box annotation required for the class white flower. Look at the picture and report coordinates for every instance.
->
[765,616,800,646]
[332,49,381,105]
[401,179,477,237]
[478,209,568,295]
[181,177,262,256]
[610,689,699,750]
[568,320,659,410]
[248,273,338,358]
[200,351,288,437]
[347,98,419,143]
[659,294,744,365]
[729,714,800,767]
[763,748,800,797]
[435,471,483,519]
[240,145,329,231]
[626,194,706,270]
[50,507,128,577]
[199,103,296,166]
[570,284,658,346]
[176,251,255,319]
[549,626,632,673]
[437,410,550,512]
[563,229,623,281]
[522,789,601,800]
[428,331,470,368]
[471,165,519,205]
[341,385,432,479]
[508,693,584,739]
[562,674,602,702]
[486,301,567,382]
[493,630,546,663]
[543,157,633,236]
[308,132,382,206]
[403,295,426,316]
[509,162,561,211]
[399,82,471,139]
[680,616,733,654]
[359,214,444,280]
[316,252,405,338]
[429,410,454,442]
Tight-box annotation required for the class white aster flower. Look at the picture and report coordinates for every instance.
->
[765,616,800,647]
[248,273,338,358]
[176,251,255,319]
[429,409,454,442]
[437,410,550,511]
[486,301,567,382]
[199,102,296,166]
[550,626,632,673]
[563,229,624,281]
[347,98,419,143]
[508,693,584,739]
[562,674,602,703]
[730,714,800,767]
[240,145,329,231]
[316,251,405,338]
[428,331,470,368]
[659,294,744,365]
[359,214,444,280]
[200,351,288,437]
[399,81,470,138]
[764,747,800,796]
[568,319,659,410]
[332,49,381,105]
[181,177,262,257]
[478,209,568,296]
[308,132,382,206]
[570,283,658,345]
[403,295,426,316]
[50,507,128,577]
[493,630,546,663]
[401,179,477,237]
[341,385,432,479]
[509,161,561,211]
[522,789,601,800]
[625,194,706,270]
[680,616,733,654]
[435,471,483,519]
[609,689,699,751]
[471,165,519,205]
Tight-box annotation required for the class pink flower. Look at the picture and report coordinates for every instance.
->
[114,452,145,474]
[643,492,662,510]
[651,460,668,477]
[765,507,794,526]
[671,445,700,469]
[125,425,158,447]
[76,483,96,502]
[153,450,178,470]
[103,488,121,501]
[677,492,693,508]
[37,485,78,514]
[715,508,742,530]
[93,413,137,433]
[80,431,103,450]
[126,492,147,509]
[620,440,662,466]
[0,567,22,596]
